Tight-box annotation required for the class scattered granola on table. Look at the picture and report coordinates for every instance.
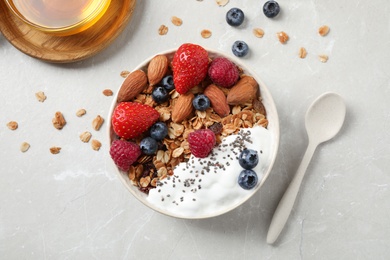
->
[50,147,61,154]
[79,131,92,143]
[120,70,130,78]
[201,29,212,39]
[76,109,86,117]
[277,31,289,44]
[35,91,47,102]
[171,16,183,26]
[20,142,30,153]
[158,25,168,35]
[52,112,66,130]
[7,121,18,130]
[319,54,329,63]
[91,139,102,151]
[216,0,229,6]
[253,28,265,38]
[103,89,113,96]
[92,115,104,131]
[318,25,330,36]
[299,47,307,59]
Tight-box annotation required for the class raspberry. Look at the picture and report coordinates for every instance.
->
[188,129,216,158]
[109,140,141,171]
[208,57,239,88]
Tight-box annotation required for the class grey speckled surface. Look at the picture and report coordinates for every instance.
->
[1,0,390,259]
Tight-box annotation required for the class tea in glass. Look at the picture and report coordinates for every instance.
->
[5,0,111,35]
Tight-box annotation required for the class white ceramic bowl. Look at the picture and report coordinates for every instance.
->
[107,47,279,219]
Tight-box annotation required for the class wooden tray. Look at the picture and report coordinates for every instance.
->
[0,0,136,63]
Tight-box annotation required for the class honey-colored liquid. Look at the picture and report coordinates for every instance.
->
[8,0,110,34]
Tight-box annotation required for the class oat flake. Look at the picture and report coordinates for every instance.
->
[299,47,307,59]
[216,0,229,6]
[171,16,183,26]
[318,25,330,36]
[92,115,104,131]
[201,29,212,39]
[6,121,18,130]
[158,25,168,35]
[76,109,86,117]
[20,142,30,153]
[35,91,47,102]
[319,55,329,63]
[103,89,113,96]
[91,139,102,151]
[50,147,61,154]
[120,70,130,78]
[253,28,264,38]
[277,31,289,44]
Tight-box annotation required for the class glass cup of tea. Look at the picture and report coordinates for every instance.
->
[5,0,111,36]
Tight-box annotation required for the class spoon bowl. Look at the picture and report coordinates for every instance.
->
[305,93,346,144]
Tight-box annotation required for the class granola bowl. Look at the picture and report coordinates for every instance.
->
[107,45,279,219]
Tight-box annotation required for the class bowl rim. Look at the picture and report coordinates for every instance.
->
[107,47,280,219]
[4,0,111,34]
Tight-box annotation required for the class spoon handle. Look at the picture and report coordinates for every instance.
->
[266,141,318,244]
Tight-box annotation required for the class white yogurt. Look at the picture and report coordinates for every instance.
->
[146,126,273,218]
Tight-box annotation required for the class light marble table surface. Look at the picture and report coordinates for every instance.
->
[1,0,389,259]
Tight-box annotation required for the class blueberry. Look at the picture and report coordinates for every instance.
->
[161,75,175,92]
[238,170,258,190]
[226,8,245,27]
[263,1,280,18]
[232,41,249,57]
[150,122,168,141]
[152,86,169,103]
[239,149,259,169]
[192,94,211,111]
[140,137,158,155]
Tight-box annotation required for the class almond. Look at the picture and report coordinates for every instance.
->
[172,92,194,123]
[117,70,148,102]
[253,98,266,116]
[227,76,258,105]
[148,55,169,86]
[204,84,230,117]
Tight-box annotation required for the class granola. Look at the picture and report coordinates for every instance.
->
[201,29,212,39]
[110,51,268,194]
[35,91,47,102]
[158,25,168,35]
[52,112,66,130]
[7,121,18,130]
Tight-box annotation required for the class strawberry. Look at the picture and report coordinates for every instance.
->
[112,102,160,139]
[172,43,209,94]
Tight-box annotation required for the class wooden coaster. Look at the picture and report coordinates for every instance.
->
[0,0,136,63]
